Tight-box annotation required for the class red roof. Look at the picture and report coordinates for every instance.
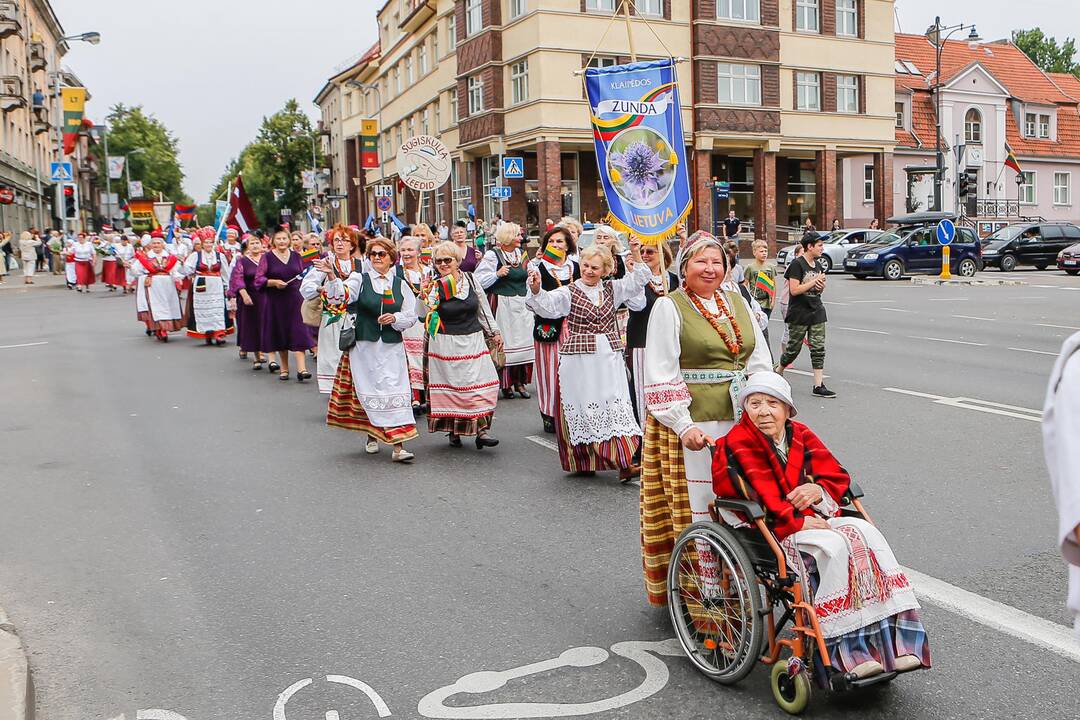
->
[895,34,1080,158]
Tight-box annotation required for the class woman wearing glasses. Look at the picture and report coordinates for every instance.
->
[475,222,535,400]
[396,236,432,412]
[322,237,419,463]
[626,241,678,427]
[425,241,502,449]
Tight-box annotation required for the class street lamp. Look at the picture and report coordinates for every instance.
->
[925,17,980,214]
[347,80,385,210]
[292,130,319,227]
[52,30,101,235]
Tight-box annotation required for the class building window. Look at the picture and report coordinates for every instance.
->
[1025,112,1036,137]
[467,75,483,114]
[1055,172,1071,205]
[717,0,760,22]
[465,0,483,35]
[587,55,618,69]
[407,117,415,139]
[510,0,526,18]
[433,31,439,59]
[404,56,413,85]
[393,66,401,96]
[422,109,430,136]
[1039,114,1051,138]
[586,0,616,10]
[1020,171,1036,204]
[419,43,428,75]
[435,100,441,130]
[837,74,858,113]
[895,101,905,128]
[964,108,982,144]
[796,0,819,32]
[717,63,761,105]
[511,60,529,104]
[450,88,458,121]
[863,164,874,202]
[836,0,857,36]
[447,14,457,50]
[796,72,820,111]
[636,0,662,16]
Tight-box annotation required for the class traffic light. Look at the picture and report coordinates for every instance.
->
[958,170,978,199]
[63,184,75,219]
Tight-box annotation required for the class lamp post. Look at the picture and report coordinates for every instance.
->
[293,130,319,228]
[925,18,980,213]
[124,146,145,216]
[51,31,100,235]
[347,80,385,218]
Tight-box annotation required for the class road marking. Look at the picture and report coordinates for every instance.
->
[909,336,986,346]
[1009,347,1059,356]
[0,341,48,350]
[952,314,995,322]
[527,435,559,452]
[847,299,895,303]
[1013,296,1048,300]
[927,297,967,301]
[275,676,393,720]
[883,387,1041,422]
[880,307,913,313]
[783,369,830,379]
[822,301,851,306]
[903,567,1080,664]
[835,326,889,335]
[1038,323,1080,331]
[136,712,190,720]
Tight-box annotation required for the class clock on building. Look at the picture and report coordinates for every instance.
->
[966,147,984,168]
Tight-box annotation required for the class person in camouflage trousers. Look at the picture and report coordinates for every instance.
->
[778,234,835,399]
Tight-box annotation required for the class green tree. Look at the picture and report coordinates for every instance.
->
[1013,28,1080,76]
[99,104,191,204]
[207,99,323,229]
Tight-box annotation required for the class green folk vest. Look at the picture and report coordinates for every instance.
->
[489,249,528,297]
[351,273,405,344]
[670,288,756,422]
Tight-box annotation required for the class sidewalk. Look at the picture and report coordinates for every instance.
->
[0,604,32,720]
[0,271,70,292]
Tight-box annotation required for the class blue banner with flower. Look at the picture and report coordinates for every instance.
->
[584,58,691,242]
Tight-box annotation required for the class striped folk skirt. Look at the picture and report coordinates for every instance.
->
[533,340,559,421]
[326,353,418,445]
[425,331,499,437]
[640,415,694,606]
[553,385,638,473]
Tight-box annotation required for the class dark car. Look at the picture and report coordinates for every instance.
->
[980,222,1080,272]
[1058,242,1080,275]
[843,212,982,280]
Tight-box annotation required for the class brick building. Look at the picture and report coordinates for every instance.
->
[318,0,898,243]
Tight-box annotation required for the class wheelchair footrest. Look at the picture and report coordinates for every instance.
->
[829,670,897,692]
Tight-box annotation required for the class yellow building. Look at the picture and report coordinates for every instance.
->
[317,0,897,242]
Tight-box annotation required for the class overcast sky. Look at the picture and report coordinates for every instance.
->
[52,0,1077,202]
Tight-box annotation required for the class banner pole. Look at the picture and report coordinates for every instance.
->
[622,0,637,62]
[215,179,232,239]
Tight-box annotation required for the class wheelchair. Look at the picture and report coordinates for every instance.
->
[666,481,897,714]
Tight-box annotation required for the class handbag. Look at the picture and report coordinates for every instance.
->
[338,310,357,352]
[486,333,505,370]
[301,295,322,327]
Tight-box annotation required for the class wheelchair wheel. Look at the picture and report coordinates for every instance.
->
[667,522,765,685]
[771,661,811,714]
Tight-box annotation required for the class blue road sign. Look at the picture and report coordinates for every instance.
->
[502,157,524,179]
[936,218,956,246]
[50,162,73,183]
[714,181,730,200]
[490,186,512,199]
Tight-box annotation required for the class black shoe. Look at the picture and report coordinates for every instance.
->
[812,384,837,399]
[501,388,515,400]
[296,370,311,382]
[516,386,531,399]
[448,433,462,448]
[542,416,555,434]
[418,403,429,414]
[268,362,280,373]
[475,434,499,449]
[145,328,154,336]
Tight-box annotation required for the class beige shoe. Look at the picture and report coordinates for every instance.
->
[894,655,922,672]
[392,448,415,463]
[850,660,884,679]
[365,439,379,454]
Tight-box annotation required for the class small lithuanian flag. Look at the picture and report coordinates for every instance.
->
[541,244,566,264]
[300,247,320,266]
[381,285,395,305]
[439,274,457,301]
[425,310,443,336]
[754,270,776,300]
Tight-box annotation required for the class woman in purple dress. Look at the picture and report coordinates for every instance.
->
[228,234,267,369]
[451,224,483,273]
[255,224,312,382]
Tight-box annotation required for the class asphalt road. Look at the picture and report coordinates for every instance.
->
[1,269,1078,720]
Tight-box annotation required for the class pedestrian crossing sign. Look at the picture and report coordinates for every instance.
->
[50,162,73,183]
[502,157,524,179]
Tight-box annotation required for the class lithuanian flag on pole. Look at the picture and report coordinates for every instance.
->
[381,285,395,305]
[425,310,443,336]
[541,244,566,264]
[299,247,320,266]
[754,270,775,300]
[439,274,457,301]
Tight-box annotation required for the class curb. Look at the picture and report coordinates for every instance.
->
[0,605,33,720]
[910,276,1026,287]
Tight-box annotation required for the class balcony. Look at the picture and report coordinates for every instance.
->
[32,106,49,135]
[399,0,435,33]
[0,75,26,114]
[28,41,46,72]
[0,2,21,40]
[317,120,331,136]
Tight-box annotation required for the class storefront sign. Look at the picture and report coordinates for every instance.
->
[396,135,451,191]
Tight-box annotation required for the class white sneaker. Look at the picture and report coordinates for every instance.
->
[392,448,414,463]
[850,660,884,679]
[365,440,379,454]
[894,655,922,672]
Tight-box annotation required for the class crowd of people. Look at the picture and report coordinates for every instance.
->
[31,212,927,683]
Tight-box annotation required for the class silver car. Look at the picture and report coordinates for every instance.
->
[775,229,883,273]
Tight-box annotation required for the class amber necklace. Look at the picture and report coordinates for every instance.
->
[687,290,743,354]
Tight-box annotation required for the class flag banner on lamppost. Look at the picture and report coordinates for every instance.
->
[584,58,691,242]
[127,199,158,233]
[128,180,144,198]
[360,119,380,169]
[301,170,316,190]
[61,87,87,155]
[153,201,174,229]
[107,156,126,180]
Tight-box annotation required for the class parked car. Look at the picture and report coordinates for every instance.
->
[776,229,883,272]
[1058,242,1080,276]
[844,212,982,280]
[980,221,1080,271]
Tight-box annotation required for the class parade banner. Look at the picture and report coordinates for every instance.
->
[61,88,87,155]
[128,199,158,233]
[584,58,691,242]
[153,201,174,230]
[107,156,126,180]
[360,119,380,169]
[214,200,229,240]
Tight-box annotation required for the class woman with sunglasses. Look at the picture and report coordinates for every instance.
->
[475,221,534,400]
[396,236,432,412]
[529,226,578,433]
[626,241,678,427]
[425,241,501,449]
[323,237,419,463]
[255,224,312,381]
[228,234,268,369]
[300,225,364,393]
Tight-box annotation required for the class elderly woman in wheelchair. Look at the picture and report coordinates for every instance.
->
[666,371,930,714]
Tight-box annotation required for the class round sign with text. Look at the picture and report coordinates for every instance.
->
[396,135,451,191]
